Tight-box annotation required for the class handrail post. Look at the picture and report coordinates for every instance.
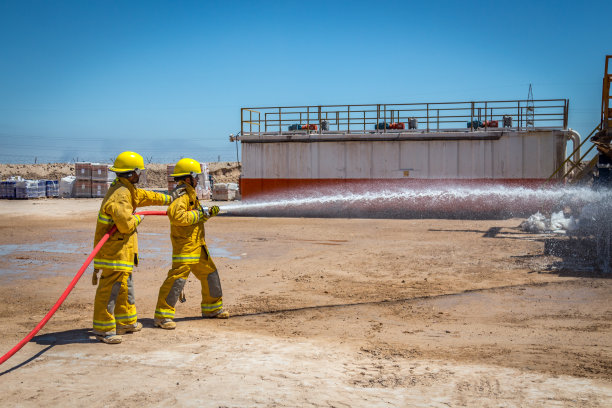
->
[241,108,244,136]
[383,104,387,133]
[426,103,429,132]
[318,105,322,134]
[470,102,474,131]
[363,111,366,133]
[347,105,350,134]
[279,107,282,134]
[376,104,380,133]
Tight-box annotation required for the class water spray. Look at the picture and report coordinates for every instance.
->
[220,185,612,219]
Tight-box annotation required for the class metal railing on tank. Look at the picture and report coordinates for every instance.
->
[240,99,569,136]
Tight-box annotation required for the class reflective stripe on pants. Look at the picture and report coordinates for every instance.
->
[93,269,137,334]
[155,245,223,319]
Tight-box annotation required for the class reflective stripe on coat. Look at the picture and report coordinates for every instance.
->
[93,177,171,271]
[168,181,209,264]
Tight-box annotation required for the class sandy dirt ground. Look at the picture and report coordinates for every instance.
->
[0,199,610,407]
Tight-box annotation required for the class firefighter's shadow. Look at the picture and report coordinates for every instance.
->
[33,328,99,346]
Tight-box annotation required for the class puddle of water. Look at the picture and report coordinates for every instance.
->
[0,242,87,256]
[0,260,65,279]
[0,233,242,281]
[209,246,241,260]
[0,245,23,256]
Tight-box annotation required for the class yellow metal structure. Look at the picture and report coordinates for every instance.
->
[549,55,612,184]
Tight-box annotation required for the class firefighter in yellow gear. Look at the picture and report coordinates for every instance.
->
[154,158,228,330]
[92,151,173,344]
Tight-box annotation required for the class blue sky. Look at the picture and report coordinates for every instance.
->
[0,0,610,163]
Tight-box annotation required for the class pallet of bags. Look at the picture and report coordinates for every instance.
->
[91,163,110,182]
[92,181,111,198]
[166,164,177,193]
[0,180,17,199]
[37,180,47,198]
[75,162,92,180]
[212,183,238,201]
[196,162,211,200]
[75,179,92,198]
[59,176,76,198]
[45,180,59,198]
[75,162,92,198]
[15,180,40,199]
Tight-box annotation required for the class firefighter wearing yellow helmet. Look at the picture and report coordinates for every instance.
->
[92,151,173,344]
[154,158,227,330]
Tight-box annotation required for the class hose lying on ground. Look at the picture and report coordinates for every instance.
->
[0,210,167,366]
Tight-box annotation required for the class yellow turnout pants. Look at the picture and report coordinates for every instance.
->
[155,247,223,320]
[93,269,137,335]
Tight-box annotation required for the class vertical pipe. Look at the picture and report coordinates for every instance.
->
[249,110,252,134]
[426,103,430,132]
[318,106,322,134]
[376,105,380,133]
[363,111,366,133]
[241,108,244,136]
[279,107,282,133]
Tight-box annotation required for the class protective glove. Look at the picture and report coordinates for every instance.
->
[170,186,187,201]
[92,269,100,286]
[208,205,220,217]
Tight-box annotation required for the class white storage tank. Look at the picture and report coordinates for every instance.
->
[238,100,572,199]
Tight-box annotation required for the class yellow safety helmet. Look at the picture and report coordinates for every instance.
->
[110,151,145,173]
[171,158,202,177]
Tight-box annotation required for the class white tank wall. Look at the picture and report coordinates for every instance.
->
[241,130,567,180]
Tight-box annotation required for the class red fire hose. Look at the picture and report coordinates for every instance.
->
[0,210,167,366]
